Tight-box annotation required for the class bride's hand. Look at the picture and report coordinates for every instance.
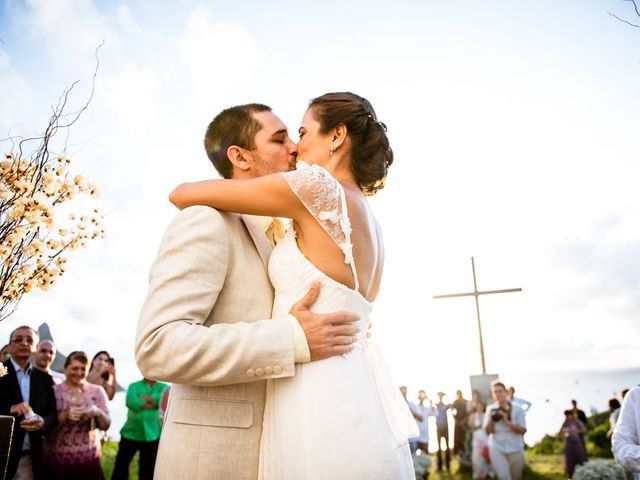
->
[290,282,360,361]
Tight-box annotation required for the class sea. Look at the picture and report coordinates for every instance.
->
[103,367,639,446]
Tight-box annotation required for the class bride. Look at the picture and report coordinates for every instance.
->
[170,92,417,479]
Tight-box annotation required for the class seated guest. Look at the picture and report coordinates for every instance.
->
[0,325,58,480]
[111,377,169,480]
[43,351,110,480]
[86,351,117,400]
[32,340,65,384]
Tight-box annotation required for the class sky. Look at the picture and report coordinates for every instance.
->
[1,0,639,426]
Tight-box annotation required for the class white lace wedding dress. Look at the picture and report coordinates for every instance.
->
[259,162,417,480]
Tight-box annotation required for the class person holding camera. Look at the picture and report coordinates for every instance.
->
[484,380,527,480]
[86,351,116,401]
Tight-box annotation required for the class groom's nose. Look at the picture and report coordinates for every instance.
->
[287,138,298,156]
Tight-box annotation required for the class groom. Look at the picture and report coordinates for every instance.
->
[136,103,359,480]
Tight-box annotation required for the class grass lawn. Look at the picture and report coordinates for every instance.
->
[101,443,578,479]
[423,453,567,479]
[102,441,139,479]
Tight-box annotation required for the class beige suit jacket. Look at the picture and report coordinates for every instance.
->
[136,206,297,480]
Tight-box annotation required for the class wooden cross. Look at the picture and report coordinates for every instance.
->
[433,257,522,374]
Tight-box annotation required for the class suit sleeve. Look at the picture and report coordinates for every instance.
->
[135,206,296,386]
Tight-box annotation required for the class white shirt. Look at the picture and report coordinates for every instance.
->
[613,386,640,479]
[415,403,434,443]
[510,396,532,412]
[406,401,420,440]
[483,401,526,454]
[47,369,66,385]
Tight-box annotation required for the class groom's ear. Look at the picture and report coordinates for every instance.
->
[227,145,251,172]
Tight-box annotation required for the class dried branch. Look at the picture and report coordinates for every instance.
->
[0,44,106,322]
[608,0,640,27]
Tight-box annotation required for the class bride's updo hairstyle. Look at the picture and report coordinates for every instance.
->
[309,92,393,196]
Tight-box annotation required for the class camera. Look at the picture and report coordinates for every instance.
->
[101,357,115,380]
[491,408,503,422]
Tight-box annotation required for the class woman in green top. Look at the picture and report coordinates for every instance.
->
[111,378,168,480]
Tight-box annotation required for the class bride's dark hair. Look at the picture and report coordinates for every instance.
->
[309,92,393,196]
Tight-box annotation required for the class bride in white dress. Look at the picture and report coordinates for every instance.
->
[171,92,417,479]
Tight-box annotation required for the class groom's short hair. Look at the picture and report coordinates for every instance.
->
[204,103,272,179]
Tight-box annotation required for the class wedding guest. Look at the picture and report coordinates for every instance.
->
[435,391,451,472]
[452,389,470,455]
[0,326,58,480]
[400,386,420,453]
[484,380,527,480]
[111,377,168,480]
[86,350,117,400]
[560,410,588,478]
[469,399,491,479]
[570,399,588,426]
[415,390,434,453]
[1,343,11,361]
[508,386,532,413]
[608,398,622,438]
[612,386,640,479]
[32,340,65,384]
[571,398,588,447]
[43,351,110,480]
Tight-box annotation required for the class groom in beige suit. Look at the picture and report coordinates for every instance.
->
[136,103,359,479]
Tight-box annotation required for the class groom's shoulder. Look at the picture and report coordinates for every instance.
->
[164,206,239,239]
[171,205,239,224]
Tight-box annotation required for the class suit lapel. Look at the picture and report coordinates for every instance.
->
[241,215,273,270]
[5,359,23,402]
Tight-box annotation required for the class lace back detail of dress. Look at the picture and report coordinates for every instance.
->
[280,161,359,291]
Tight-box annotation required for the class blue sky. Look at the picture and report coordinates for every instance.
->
[1,0,639,406]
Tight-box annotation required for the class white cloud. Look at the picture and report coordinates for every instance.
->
[23,0,115,75]
[0,51,35,132]
[179,8,265,109]
[102,63,158,134]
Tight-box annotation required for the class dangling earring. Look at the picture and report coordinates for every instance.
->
[330,142,335,157]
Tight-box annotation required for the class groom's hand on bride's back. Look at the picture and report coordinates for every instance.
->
[289,282,360,361]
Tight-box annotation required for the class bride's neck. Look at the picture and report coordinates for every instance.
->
[323,154,357,187]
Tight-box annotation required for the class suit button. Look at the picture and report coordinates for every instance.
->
[273,365,282,374]
[264,366,273,375]
[247,369,255,377]
[255,368,264,376]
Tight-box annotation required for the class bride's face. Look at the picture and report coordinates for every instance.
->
[297,107,333,166]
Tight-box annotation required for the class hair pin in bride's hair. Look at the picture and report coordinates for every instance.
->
[378,121,387,132]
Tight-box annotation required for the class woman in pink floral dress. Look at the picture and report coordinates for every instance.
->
[43,351,111,479]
